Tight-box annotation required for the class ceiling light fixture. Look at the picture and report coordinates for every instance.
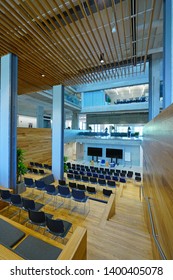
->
[99,53,104,63]
[41,74,45,77]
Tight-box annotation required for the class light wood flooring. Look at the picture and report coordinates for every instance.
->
[0,176,153,260]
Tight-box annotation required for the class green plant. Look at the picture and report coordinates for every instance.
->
[17,148,28,183]
[64,156,68,172]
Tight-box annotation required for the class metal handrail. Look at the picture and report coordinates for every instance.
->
[140,185,167,260]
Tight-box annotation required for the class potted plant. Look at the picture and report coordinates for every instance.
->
[16,147,28,193]
[64,156,68,173]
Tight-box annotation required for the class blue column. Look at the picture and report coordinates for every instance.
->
[37,105,44,128]
[72,112,79,129]
[163,0,173,108]
[148,54,161,121]
[52,85,64,180]
[0,54,18,190]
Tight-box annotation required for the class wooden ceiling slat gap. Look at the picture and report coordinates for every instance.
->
[143,0,156,71]
[37,0,94,84]
[1,1,72,82]
[111,0,124,76]
[85,0,109,80]
[128,0,134,75]
[120,0,129,76]
[48,0,98,83]
[92,0,115,76]
[84,0,111,80]
[19,1,83,78]
[67,0,104,81]
[103,1,121,79]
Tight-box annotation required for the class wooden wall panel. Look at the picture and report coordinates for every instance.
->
[143,104,173,260]
[17,128,52,165]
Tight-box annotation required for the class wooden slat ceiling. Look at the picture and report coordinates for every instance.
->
[0,0,163,94]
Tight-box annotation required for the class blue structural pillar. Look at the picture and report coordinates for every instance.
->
[37,105,44,128]
[163,0,173,108]
[72,112,79,129]
[0,53,18,190]
[148,54,161,121]
[52,85,64,180]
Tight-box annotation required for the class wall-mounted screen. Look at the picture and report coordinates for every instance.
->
[87,147,102,157]
[106,148,123,159]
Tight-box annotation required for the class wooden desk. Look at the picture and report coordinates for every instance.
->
[0,244,23,260]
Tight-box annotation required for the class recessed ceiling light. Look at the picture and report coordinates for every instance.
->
[41,74,45,77]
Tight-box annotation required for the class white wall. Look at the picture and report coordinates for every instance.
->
[18,115,37,128]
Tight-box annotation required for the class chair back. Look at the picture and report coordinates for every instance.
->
[87,186,96,194]
[22,197,35,210]
[72,189,85,200]
[1,190,11,199]
[45,184,56,194]
[69,182,76,188]
[58,185,70,196]
[35,180,45,190]
[107,180,116,187]
[28,209,46,224]
[103,189,112,197]
[46,217,64,233]
[77,184,86,191]
[24,177,34,187]
[11,194,22,205]
[58,180,66,186]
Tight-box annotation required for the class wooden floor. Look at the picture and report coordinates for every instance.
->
[0,177,153,260]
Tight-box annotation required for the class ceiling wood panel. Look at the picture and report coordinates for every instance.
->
[0,0,163,94]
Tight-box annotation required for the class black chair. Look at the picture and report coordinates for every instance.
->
[105,175,111,180]
[24,177,35,196]
[135,176,142,182]
[119,178,126,184]
[77,184,86,191]
[10,194,23,220]
[127,171,133,179]
[69,182,77,189]
[90,176,98,184]
[33,168,39,174]
[58,179,66,186]
[35,180,46,199]
[98,178,106,187]
[81,175,89,183]
[0,189,11,204]
[71,189,89,214]
[57,185,71,208]
[45,217,72,242]
[39,169,45,175]
[112,175,119,182]
[107,180,116,188]
[44,184,59,209]
[98,174,104,179]
[74,174,81,181]
[67,173,74,180]
[22,197,44,211]
[27,209,52,231]
[92,173,98,178]
[103,188,112,197]
[86,186,96,196]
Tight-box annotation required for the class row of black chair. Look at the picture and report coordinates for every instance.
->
[24,178,90,213]
[27,209,72,242]
[27,167,45,175]
[67,173,126,184]
[68,182,113,197]
[30,162,52,170]
[0,189,44,219]
[0,189,72,242]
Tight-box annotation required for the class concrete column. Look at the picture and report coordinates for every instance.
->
[52,85,64,180]
[37,105,44,128]
[0,53,18,190]
[148,54,161,121]
[163,0,173,108]
[72,112,79,129]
